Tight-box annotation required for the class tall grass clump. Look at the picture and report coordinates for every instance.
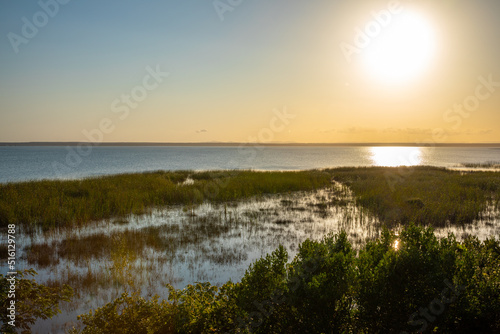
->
[329,167,500,226]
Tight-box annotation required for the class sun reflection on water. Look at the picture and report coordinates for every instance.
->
[370,147,422,167]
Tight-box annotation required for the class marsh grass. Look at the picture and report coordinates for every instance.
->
[459,161,500,168]
[3,167,497,230]
[0,170,331,230]
[330,166,500,226]
[25,242,60,268]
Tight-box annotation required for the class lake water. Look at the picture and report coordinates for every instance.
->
[1,145,499,183]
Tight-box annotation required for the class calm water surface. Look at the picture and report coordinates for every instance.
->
[1,146,499,183]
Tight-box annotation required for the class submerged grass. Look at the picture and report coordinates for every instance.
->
[329,166,500,226]
[0,170,331,229]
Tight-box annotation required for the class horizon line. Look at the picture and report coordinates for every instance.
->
[1,142,499,147]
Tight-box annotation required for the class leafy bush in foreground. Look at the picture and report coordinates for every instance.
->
[0,269,73,334]
[71,224,500,333]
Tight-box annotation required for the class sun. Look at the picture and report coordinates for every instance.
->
[362,10,437,84]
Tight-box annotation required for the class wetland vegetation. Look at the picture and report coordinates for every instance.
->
[1,166,499,333]
[0,170,331,230]
[1,166,499,231]
[330,166,500,226]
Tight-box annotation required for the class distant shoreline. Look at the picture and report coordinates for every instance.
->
[1,142,499,147]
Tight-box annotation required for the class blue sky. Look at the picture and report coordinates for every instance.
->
[1,0,499,143]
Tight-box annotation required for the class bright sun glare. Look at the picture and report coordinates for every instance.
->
[370,147,422,167]
[362,10,436,83]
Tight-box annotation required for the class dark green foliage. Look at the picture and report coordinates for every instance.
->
[447,237,500,333]
[72,226,500,333]
[355,225,454,332]
[286,231,355,333]
[234,245,290,333]
[70,292,175,334]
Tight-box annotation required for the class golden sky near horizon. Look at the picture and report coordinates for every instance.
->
[0,0,499,143]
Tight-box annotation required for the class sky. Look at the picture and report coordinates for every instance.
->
[0,0,499,144]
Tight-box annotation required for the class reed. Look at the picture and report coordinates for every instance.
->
[0,170,331,230]
[329,166,500,226]
[3,167,499,230]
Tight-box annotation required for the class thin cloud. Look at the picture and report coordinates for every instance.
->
[319,129,336,134]
[337,127,378,134]
[447,128,492,136]
[318,127,492,136]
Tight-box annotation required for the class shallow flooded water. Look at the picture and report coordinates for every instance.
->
[4,182,499,333]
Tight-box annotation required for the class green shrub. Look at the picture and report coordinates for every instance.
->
[234,245,289,333]
[286,231,355,333]
[71,292,175,334]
